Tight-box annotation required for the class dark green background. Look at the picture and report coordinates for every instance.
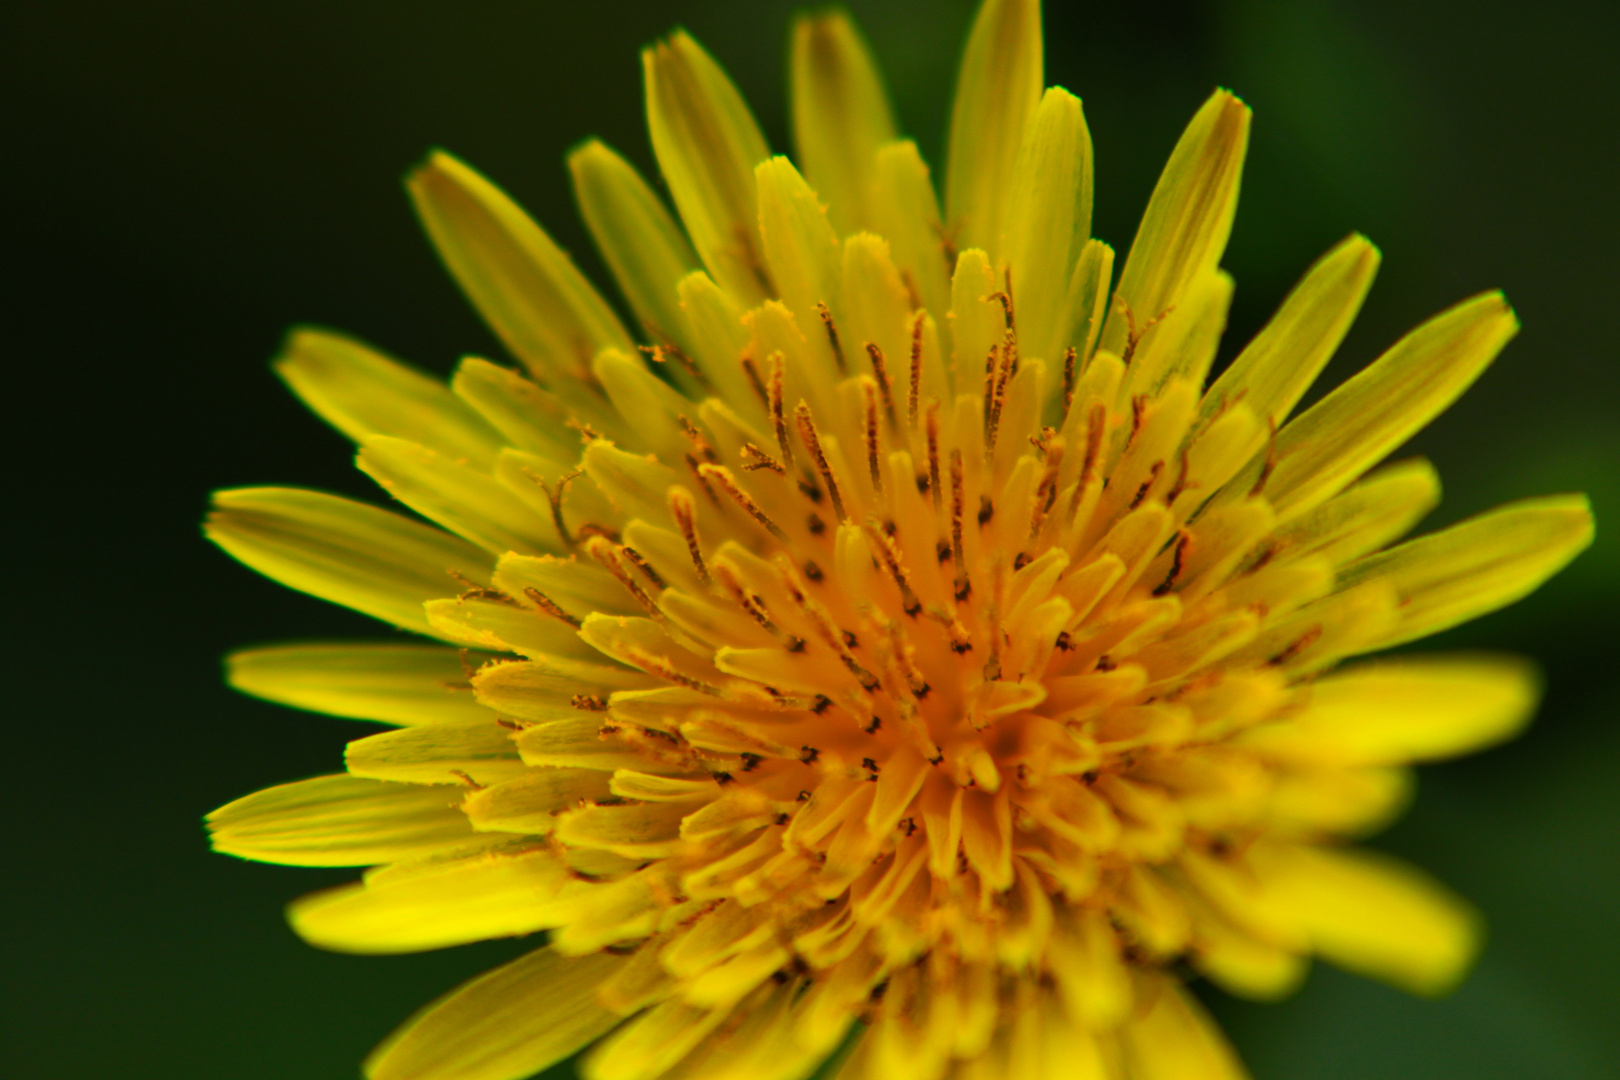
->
[7,0,1616,1077]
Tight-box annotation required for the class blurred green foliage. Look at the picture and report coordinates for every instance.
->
[6,1,1614,1077]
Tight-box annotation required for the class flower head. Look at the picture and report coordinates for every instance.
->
[205,2,1593,1078]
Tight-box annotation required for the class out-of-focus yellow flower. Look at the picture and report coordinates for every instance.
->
[205,3,1593,1078]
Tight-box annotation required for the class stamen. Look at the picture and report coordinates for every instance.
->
[741,443,787,473]
[1152,530,1194,596]
[863,379,884,493]
[714,560,784,638]
[908,312,925,431]
[523,586,583,628]
[1116,296,1176,368]
[697,463,790,541]
[584,536,663,618]
[925,400,944,514]
[863,522,922,617]
[950,449,970,601]
[620,546,666,590]
[1126,394,1150,450]
[740,352,768,408]
[865,343,898,429]
[667,487,711,586]
[816,302,847,374]
[1269,624,1322,667]
[678,415,719,464]
[1062,345,1078,415]
[767,351,794,471]
[1128,460,1165,510]
[794,402,847,524]
[519,466,580,549]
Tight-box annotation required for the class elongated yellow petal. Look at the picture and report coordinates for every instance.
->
[644,31,772,306]
[225,642,492,726]
[1251,842,1481,995]
[346,717,528,787]
[791,10,896,236]
[1264,457,1440,569]
[1117,976,1249,1080]
[1099,90,1250,359]
[208,775,474,867]
[366,947,624,1080]
[289,845,595,953]
[1243,654,1540,766]
[205,487,487,636]
[1340,493,1593,649]
[276,328,503,466]
[408,151,633,381]
[1251,291,1519,520]
[463,768,613,834]
[944,0,1042,253]
[358,435,560,555]
[1003,87,1093,364]
[870,139,952,329]
[1202,233,1380,428]
[449,357,586,461]
[756,156,842,335]
[569,139,701,354]
[1052,238,1113,375]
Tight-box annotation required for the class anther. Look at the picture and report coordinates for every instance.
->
[523,586,583,628]
[1128,460,1165,510]
[908,312,925,431]
[863,378,884,493]
[949,449,970,601]
[865,343,898,429]
[572,694,608,711]
[698,463,789,541]
[795,402,847,523]
[767,351,794,471]
[620,546,666,590]
[740,352,768,408]
[816,302,847,373]
[1153,530,1194,596]
[1062,345,1078,415]
[1269,625,1322,667]
[925,400,944,514]
[741,442,786,473]
[678,415,719,463]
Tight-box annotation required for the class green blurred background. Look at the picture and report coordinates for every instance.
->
[7,0,1616,1077]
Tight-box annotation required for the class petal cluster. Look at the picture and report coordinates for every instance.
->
[205,2,1593,1079]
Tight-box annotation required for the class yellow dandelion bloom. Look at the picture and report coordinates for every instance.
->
[204,2,1594,1078]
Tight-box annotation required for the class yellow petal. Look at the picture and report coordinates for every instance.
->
[204,487,488,636]
[870,139,952,331]
[365,947,624,1080]
[275,328,503,466]
[1250,842,1482,995]
[1002,87,1093,364]
[756,156,842,341]
[582,997,734,1080]
[1265,766,1413,837]
[644,31,773,306]
[1051,238,1113,378]
[1243,654,1541,766]
[345,717,528,787]
[790,10,897,236]
[225,642,492,726]
[944,0,1043,253]
[449,357,583,461]
[1339,493,1594,650]
[207,775,474,867]
[423,595,597,660]
[569,139,701,353]
[1201,233,1380,428]
[473,657,653,719]
[1099,90,1250,360]
[289,844,594,953]
[1249,291,1519,521]
[408,151,632,381]
[1264,457,1440,569]
[676,271,763,415]
[463,768,614,835]
[1117,976,1250,1080]
[358,435,559,555]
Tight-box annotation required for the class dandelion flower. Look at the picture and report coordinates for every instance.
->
[205,2,1594,1078]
